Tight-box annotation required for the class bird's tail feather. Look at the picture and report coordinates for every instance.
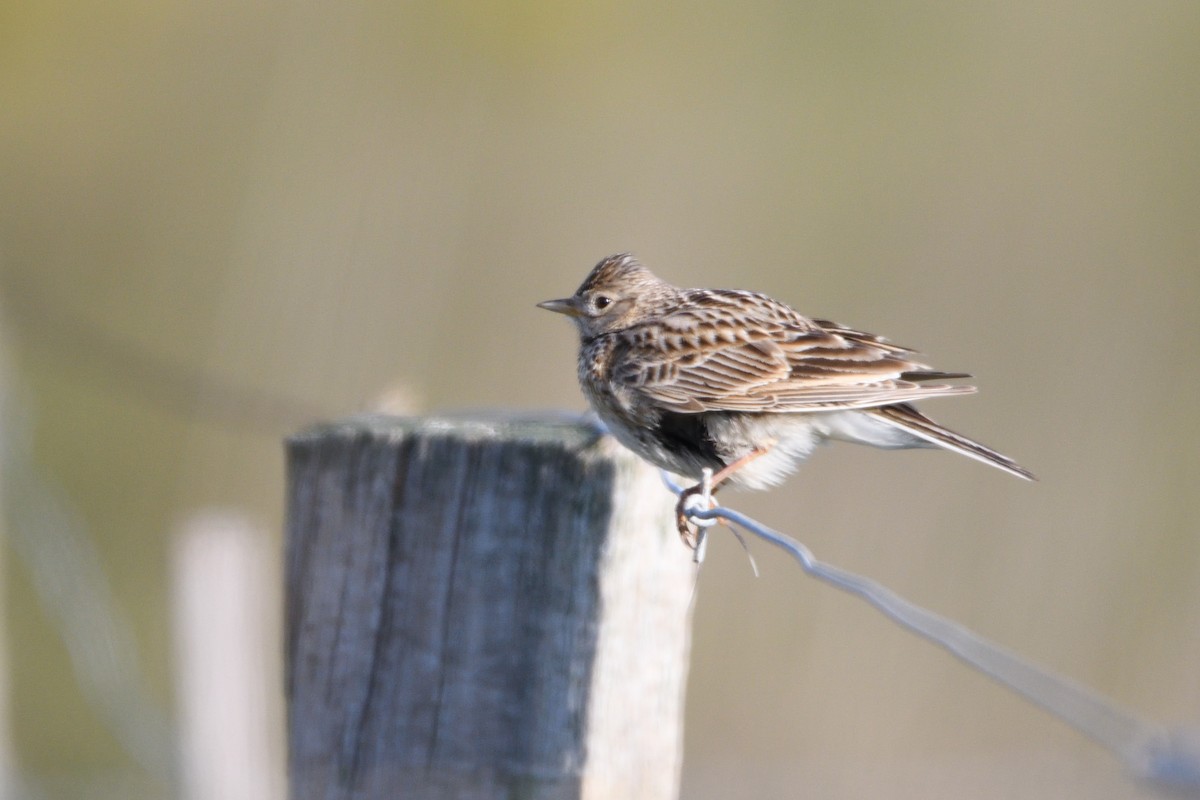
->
[868,403,1035,481]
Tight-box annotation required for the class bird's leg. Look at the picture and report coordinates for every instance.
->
[708,446,773,488]
[675,446,772,548]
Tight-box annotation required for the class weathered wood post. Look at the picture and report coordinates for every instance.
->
[285,414,695,800]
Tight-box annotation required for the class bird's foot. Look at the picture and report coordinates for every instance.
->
[675,468,719,551]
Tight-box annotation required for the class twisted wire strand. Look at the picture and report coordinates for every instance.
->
[664,471,1200,792]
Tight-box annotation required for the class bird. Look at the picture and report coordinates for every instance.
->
[538,253,1033,544]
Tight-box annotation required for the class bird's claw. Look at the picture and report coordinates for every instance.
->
[675,469,718,550]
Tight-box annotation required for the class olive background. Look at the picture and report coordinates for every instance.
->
[1,3,1198,798]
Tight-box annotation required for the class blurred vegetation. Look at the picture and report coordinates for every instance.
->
[1,1,1198,798]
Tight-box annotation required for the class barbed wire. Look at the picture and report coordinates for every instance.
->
[666,469,1200,793]
[1,277,327,436]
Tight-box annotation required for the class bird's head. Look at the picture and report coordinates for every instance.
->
[538,253,675,339]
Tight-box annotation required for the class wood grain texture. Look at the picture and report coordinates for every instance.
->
[285,414,695,800]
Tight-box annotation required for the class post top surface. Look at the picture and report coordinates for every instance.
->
[289,411,609,450]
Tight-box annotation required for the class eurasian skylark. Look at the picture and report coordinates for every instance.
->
[539,254,1033,543]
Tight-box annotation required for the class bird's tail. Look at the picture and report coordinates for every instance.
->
[868,403,1036,481]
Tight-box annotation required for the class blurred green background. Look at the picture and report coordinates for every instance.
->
[2,1,1198,798]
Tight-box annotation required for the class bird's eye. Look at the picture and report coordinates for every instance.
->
[593,295,612,311]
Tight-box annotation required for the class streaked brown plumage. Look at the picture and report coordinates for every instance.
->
[539,254,1033,539]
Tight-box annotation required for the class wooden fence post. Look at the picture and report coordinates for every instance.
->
[285,414,695,800]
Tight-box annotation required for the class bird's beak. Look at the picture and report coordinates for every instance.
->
[537,297,582,317]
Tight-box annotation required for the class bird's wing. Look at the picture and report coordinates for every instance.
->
[614,291,974,413]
